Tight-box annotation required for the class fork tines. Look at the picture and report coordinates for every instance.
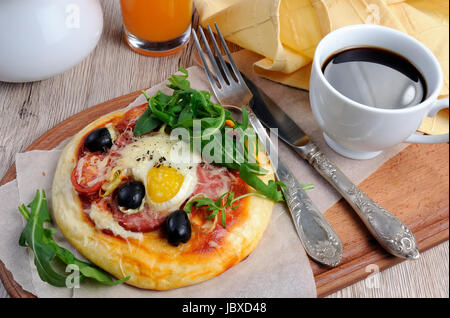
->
[192,23,245,91]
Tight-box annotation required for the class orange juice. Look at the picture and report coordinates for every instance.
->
[120,0,193,56]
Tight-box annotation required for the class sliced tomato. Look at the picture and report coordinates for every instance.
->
[71,153,108,194]
[116,104,148,131]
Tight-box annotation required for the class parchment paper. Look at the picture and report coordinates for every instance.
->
[0,60,406,298]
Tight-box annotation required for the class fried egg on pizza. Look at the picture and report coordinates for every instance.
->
[52,74,278,290]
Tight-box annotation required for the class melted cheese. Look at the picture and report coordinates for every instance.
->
[89,202,143,240]
[75,156,87,185]
[76,155,111,187]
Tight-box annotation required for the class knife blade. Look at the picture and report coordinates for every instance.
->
[241,73,420,260]
[244,76,311,148]
[205,56,344,266]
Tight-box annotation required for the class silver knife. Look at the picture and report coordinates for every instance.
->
[194,31,344,267]
[248,112,343,266]
[242,74,420,260]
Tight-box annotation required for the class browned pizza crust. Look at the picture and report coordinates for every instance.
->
[52,107,275,290]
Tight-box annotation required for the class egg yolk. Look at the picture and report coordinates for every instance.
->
[146,166,184,203]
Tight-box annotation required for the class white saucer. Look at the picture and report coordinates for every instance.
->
[323,133,382,160]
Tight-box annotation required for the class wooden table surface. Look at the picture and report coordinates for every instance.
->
[0,0,448,298]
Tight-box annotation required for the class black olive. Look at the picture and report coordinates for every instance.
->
[84,128,113,153]
[164,210,191,246]
[117,181,145,210]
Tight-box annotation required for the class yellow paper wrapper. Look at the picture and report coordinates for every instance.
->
[195,0,449,135]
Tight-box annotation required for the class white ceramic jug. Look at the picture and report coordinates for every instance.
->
[0,0,103,82]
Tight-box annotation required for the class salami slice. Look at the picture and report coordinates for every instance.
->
[110,200,169,233]
[192,164,232,200]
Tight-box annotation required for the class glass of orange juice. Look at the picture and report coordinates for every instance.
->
[120,0,193,57]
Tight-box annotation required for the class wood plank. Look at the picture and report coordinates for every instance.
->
[313,143,449,297]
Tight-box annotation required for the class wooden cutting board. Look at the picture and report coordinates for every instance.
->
[0,90,448,298]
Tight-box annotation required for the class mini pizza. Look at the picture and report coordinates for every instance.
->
[52,74,277,290]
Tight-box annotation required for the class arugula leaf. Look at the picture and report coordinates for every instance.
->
[167,67,190,91]
[18,190,68,287]
[50,242,128,286]
[132,68,315,204]
[239,163,285,202]
[134,109,161,137]
[178,104,193,123]
[19,190,129,287]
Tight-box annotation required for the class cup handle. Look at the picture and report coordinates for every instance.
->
[405,98,449,144]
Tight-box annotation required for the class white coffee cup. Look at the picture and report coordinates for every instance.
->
[310,24,449,160]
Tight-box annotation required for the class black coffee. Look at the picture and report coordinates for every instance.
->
[322,47,427,109]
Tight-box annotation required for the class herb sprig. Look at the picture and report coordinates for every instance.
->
[184,192,265,228]
[135,68,286,202]
[18,189,129,287]
[185,183,314,228]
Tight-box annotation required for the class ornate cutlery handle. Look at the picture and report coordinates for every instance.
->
[247,110,343,266]
[297,143,420,260]
[277,161,343,266]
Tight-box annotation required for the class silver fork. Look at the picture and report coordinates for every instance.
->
[192,23,343,267]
